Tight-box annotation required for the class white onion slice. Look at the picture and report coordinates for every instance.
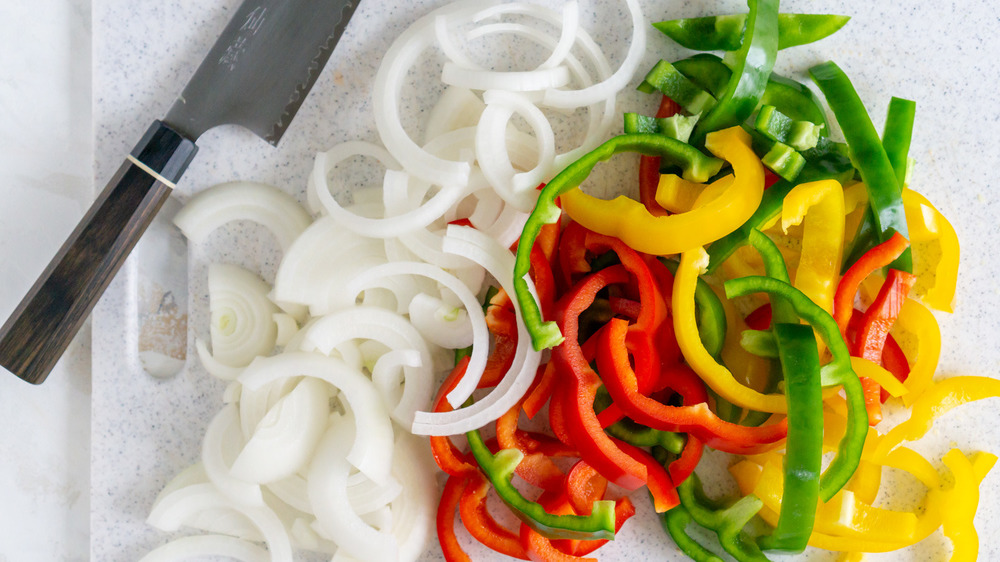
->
[543,0,645,108]
[408,293,474,349]
[239,376,302,442]
[173,181,312,252]
[202,404,264,506]
[195,339,243,381]
[442,61,571,92]
[370,349,422,414]
[208,264,279,368]
[373,3,474,187]
[306,140,399,216]
[272,313,299,347]
[434,14,483,71]
[424,87,486,142]
[239,352,395,485]
[304,307,434,425]
[231,377,331,484]
[410,226,542,435]
[347,474,404,515]
[389,432,438,562]
[308,414,399,561]
[148,481,259,539]
[138,535,270,562]
[267,475,312,516]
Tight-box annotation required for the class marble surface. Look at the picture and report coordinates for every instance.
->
[0,0,92,560]
[3,0,1000,560]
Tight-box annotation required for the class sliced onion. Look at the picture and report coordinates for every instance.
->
[542,0,645,109]
[303,307,435,425]
[208,264,279,368]
[272,313,299,347]
[231,377,331,484]
[370,349,422,414]
[305,140,399,216]
[408,293,473,349]
[308,414,399,561]
[425,87,486,143]
[148,479,259,539]
[239,352,395,485]
[389,432,438,562]
[173,181,312,252]
[410,226,542,435]
[266,474,312,516]
[347,473,404,515]
[196,339,244,381]
[202,404,264,506]
[434,14,483,70]
[138,535,270,562]
[442,61,571,92]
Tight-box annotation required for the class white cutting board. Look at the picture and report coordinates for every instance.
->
[90,0,1000,560]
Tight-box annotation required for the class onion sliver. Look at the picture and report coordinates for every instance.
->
[308,414,399,561]
[389,432,438,562]
[373,2,476,187]
[306,140,399,216]
[442,62,571,92]
[542,0,645,109]
[424,87,486,142]
[195,339,243,381]
[344,261,488,407]
[239,352,395,485]
[173,181,311,252]
[202,404,264,506]
[408,293,474,349]
[148,482,259,539]
[239,376,302,442]
[410,226,542,435]
[138,535,270,562]
[304,307,434,425]
[230,377,331,484]
[208,264,279,368]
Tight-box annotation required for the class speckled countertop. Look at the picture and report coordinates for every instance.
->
[3,0,1000,560]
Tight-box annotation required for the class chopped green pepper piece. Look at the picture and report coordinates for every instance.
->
[755,105,823,150]
[690,0,780,145]
[624,112,700,143]
[466,426,617,540]
[654,13,850,52]
[758,323,822,552]
[760,141,805,181]
[514,134,724,350]
[638,60,717,114]
[809,61,911,272]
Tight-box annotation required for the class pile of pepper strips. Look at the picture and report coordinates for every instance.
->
[434,2,998,560]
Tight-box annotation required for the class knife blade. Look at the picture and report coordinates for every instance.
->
[0,0,360,384]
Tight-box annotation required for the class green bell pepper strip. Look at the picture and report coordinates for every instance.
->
[755,105,823,151]
[638,60,717,114]
[809,61,911,273]
[690,0,780,145]
[841,97,916,272]
[747,229,796,324]
[667,473,771,562]
[624,112,700,143]
[740,329,779,358]
[760,141,805,181]
[654,13,850,52]
[723,276,868,500]
[514,134,725,350]
[660,258,727,358]
[661,504,726,562]
[757,323,822,553]
[465,426,618,540]
[673,54,829,131]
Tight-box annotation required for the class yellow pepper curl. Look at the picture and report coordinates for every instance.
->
[781,179,846,315]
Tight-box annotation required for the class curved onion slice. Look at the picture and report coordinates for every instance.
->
[308,414,399,561]
[148,480,260,540]
[410,226,542,435]
[370,349,422,414]
[239,352,395,485]
[272,313,299,347]
[239,376,302,442]
[389,432,438,562]
[195,339,244,381]
[542,0,645,109]
[230,377,331,484]
[373,2,478,187]
[138,535,270,562]
[173,181,312,252]
[442,62,571,92]
[408,293,474,349]
[347,473,404,516]
[306,141,399,216]
[202,404,264,506]
[208,264,279,368]
[303,307,434,425]
[425,87,486,143]
[266,475,312,516]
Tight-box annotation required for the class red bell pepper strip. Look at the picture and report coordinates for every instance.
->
[459,472,529,560]
[833,231,909,334]
[429,357,478,476]
[524,361,558,419]
[553,265,648,489]
[639,95,683,216]
[497,394,575,490]
[564,461,608,516]
[554,496,638,557]
[438,473,473,562]
[881,332,910,402]
[597,318,788,454]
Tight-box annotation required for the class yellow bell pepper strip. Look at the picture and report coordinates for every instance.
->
[891,297,941,405]
[872,376,1000,462]
[941,449,985,561]
[902,188,959,312]
[560,126,764,256]
[655,173,710,214]
[781,179,845,315]
[836,553,865,562]
[513,133,726,350]
[674,248,789,414]
[849,357,908,399]
[724,275,868,500]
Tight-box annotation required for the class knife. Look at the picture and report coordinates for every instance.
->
[0,0,360,384]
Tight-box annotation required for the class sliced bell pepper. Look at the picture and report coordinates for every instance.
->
[653,13,849,52]
[808,61,910,273]
[690,0,779,145]
[438,473,473,562]
[515,133,726,350]
[833,232,909,335]
[781,179,845,316]
[559,126,762,256]
[902,188,959,312]
[459,471,529,560]
[671,473,770,562]
[638,95,682,216]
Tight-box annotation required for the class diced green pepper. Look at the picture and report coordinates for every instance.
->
[654,13,850,52]
[755,105,823,150]
[760,141,805,181]
[638,60,717,114]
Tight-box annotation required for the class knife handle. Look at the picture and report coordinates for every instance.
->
[0,120,197,384]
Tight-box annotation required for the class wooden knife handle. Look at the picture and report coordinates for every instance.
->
[0,120,197,384]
